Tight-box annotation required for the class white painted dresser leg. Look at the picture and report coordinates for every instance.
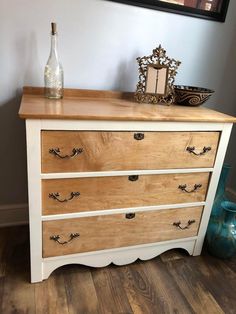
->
[31,262,43,283]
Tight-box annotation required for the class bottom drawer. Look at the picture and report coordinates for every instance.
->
[42,206,203,258]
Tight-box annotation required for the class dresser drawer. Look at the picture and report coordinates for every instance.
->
[42,206,203,257]
[42,172,210,215]
[41,131,219,173]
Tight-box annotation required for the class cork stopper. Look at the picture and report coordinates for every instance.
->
[51,22,57,35]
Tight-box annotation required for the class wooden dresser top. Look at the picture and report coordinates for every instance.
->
[19,86,236,123]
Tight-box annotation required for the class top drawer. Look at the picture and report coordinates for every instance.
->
[41,131,219,173]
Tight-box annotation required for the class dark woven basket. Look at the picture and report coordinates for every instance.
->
[174,85,214,106]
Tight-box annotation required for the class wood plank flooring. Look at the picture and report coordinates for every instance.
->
[0,225,235,314]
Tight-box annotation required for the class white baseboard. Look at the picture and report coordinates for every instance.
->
[0,203,29,227]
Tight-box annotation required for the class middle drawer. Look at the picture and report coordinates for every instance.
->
[42,172,210,215]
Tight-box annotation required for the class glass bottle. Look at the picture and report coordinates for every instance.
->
[44,22,64,99]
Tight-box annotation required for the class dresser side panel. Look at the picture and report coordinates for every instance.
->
[26,119,43,283]
[193,123,233,255]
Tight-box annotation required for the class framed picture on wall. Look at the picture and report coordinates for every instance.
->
[109,0,230,22]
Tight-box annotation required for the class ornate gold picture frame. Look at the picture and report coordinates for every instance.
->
[134,45,181,105]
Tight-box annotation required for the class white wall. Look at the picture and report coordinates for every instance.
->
[0,0,236,214]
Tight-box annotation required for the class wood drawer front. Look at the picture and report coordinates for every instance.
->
[41,131,219,173]
[42,173,210,215]
[42,206,203,257]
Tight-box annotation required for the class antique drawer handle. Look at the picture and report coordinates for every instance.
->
[126,213,136,219]
[134,133,144,140]
[186,146,211,156]
[49,192,80,203]
[50,233,80,245]
[173,220,196,230]
[49,147,83,159]
[178,184,202,193]
[128,175,139,181]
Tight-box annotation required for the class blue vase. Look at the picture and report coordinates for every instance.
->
[206,164,231,245]
[207,201,236,259]
[211,163,231,217]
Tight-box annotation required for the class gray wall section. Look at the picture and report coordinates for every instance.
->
[0,93,28,204]
[214,30,236,190]
[0,0,236,206]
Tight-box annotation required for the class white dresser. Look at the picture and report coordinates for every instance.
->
[19,87,236,283]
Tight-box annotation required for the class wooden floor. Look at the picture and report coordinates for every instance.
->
[0,226,236,314]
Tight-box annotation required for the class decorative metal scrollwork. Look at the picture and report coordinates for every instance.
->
[49,192,80,203]
[125,213,136,219]
[186,146,211,156]
[173,220,196,230]
[134,45,181,104]
[178,184,202,193]
[50,233,80,245]
[134,133,144,140]
[128,175,139,181]
[49,147,83,159]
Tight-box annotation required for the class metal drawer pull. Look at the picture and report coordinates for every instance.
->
[128,175,139,181]
[178,184,202,193]
[126,213,136,219]
[134,133,144,140]
[49,192,80,202]
[186,146,211,156]
[173,220,196,230]
[50,233,80,245]
[49,147,83,159]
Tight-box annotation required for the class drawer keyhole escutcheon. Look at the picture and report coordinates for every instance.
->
[128,175,139,181]
[50,233,80,245]
[173,220,196,230]
[125,213,136,219]
[134,133,144,140]
[186,146,211,156]
[178,184,202,193]
[49,192,80,203]
[49,147,83,159]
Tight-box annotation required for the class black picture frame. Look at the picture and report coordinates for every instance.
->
[108,0,230,22]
